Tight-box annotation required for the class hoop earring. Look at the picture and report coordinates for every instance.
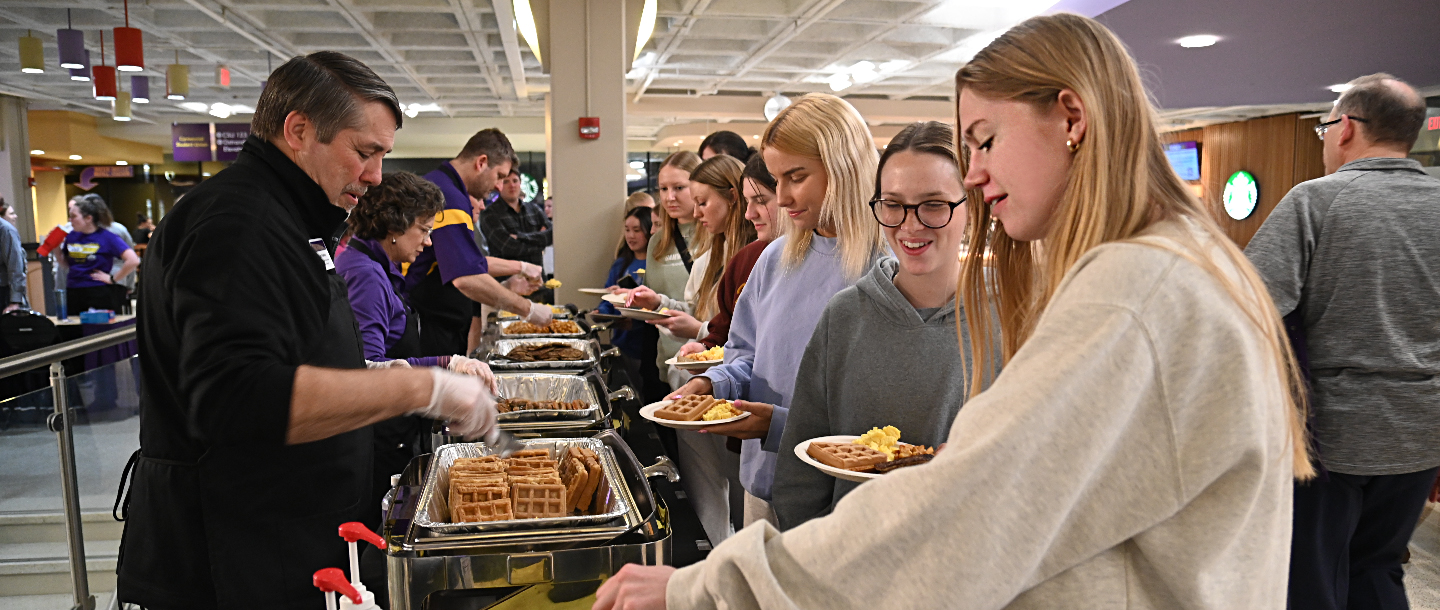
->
[1066,139,1079,152]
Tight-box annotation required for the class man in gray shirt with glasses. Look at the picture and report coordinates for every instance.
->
[1246,72,1440,610]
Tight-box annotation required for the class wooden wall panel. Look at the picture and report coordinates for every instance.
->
[1293,116,1327,186]
[1201,114,1299,246]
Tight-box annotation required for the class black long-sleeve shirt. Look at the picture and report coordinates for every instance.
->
[137,136,349,458]
[480,198,551,267]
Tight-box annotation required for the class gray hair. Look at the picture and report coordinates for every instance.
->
[1334,73,1426,149]
[251,51,402,144]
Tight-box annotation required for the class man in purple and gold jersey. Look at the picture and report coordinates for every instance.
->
[406,128,551,356]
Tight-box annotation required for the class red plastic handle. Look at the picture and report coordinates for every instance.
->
[338,521,386,549]
[313,567,361,604]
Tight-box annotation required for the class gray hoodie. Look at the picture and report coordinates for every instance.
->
[772,257,977,530]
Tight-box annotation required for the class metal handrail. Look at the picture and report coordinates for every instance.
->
[0,325,136,380]
[0,324,137,610]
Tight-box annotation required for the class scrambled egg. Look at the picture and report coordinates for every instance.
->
[853,426,902,460]
[682,346,725,362]
[545,278,562,289]
[701,401,742,421]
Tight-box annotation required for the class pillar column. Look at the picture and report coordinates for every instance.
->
[0,95,35,241]
[546,0,629,306]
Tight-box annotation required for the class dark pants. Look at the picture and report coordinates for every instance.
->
[68,284,125,316]
[1290,466,1439,610]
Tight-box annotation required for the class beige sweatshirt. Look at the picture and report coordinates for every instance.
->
[666,219,1294,610]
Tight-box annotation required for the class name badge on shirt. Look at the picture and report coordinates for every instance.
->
[309,238,335,271]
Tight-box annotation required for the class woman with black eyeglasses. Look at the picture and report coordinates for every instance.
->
[769,121,991,530]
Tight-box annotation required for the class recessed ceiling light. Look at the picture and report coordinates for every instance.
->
[29,149,42,155]
[1177,35,1220,48]
[69,154,82,160]
[1328,83,1353,93]
[116,161,128,165]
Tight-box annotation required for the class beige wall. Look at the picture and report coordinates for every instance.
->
[32,170,67,236]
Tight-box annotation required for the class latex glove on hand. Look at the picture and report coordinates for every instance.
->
[365,359,411,369]
[520,262,543,280]
[505,273,538,296]
[414,368,497,439]
[524,301,555,326]
[448,355,497,393]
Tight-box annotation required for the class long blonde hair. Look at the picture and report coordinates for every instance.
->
[955,13,1313,480]
[690,154,756,320]
[762,93,885,279]
[651,150,707,261]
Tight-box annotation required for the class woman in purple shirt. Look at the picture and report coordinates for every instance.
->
[337,172,496,513]
[63,195,139,315]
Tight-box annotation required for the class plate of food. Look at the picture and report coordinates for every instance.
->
[601,293,627,305]
[578,288,612,295]
[665,345,724,371]
[639,395,749,430]
[795,426,937,483]
[617,306,674,321]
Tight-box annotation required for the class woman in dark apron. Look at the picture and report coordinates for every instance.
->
[334,172,497,528]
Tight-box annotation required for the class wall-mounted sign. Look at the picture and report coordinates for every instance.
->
[173,123,212,162]
[76,165,134,191]
[1223,170,1258,220]
[215,123,250,161]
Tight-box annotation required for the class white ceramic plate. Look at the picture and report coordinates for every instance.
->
[795,435,883,483]
[639,400,749,430]
[664,356,723,371]
[578,288,612,295]
[617,306,672,321]
[601,293,627,305]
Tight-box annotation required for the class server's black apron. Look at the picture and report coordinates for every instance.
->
[116,273,371,610]
[349,239,426,532]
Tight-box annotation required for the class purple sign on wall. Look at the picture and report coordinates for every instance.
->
[172,123,212,162]
[215,123,250,161]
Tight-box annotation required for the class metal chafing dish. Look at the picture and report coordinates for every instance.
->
[493,373,601,423]
[383,430,676,609]
[487,338,602,371]
[494,320,588,339]
[495,306,573,321]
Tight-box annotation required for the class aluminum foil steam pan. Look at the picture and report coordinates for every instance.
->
[417,438,629,534]
[488,338,598,370]
[493,373,600,421]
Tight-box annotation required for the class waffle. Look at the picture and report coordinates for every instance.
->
[511,449,551,459]
[511,474,562,485]
[450,481,508,507]
[577,455,603,512]
[506,457,559,470]
[873,453,935,473]
[512,483,567,518]
[453,499,512,522]
[497,398,590,413]
[451,458,507,475]
[654,395,720,421]
[562,457,590,513]
[807,442,889,472]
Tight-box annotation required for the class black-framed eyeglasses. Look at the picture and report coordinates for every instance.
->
[869,197,965,229]
[1314,115,1368,140]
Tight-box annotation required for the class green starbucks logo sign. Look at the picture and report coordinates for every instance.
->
[1223,170,1258,220]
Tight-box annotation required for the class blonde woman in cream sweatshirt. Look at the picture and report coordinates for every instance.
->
[594,13,1311,610]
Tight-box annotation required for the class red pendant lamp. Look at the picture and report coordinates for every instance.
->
[93,30,117,101]
[115,0,144,72]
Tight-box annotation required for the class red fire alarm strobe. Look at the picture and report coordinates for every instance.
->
[579,117,600,140]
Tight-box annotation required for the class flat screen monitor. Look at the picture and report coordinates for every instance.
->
[1165,141,1201,181]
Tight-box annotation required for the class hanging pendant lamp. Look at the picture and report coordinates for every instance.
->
[58,10,85,70]
[19,30,44,74]
[70,49,91,82]
[93,31,117,101]
[166,50,188,100]
[113,91,133,122]
[131,75,150,103]
[115,0,143,72]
